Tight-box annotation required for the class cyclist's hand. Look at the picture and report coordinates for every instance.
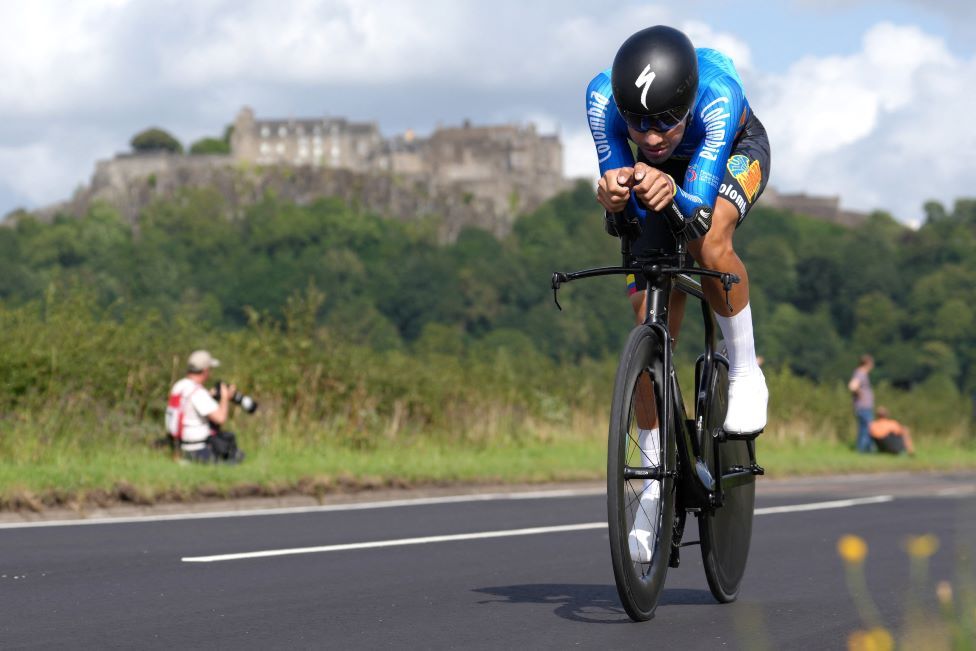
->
[632,163,676,212]
[597,167,634,213]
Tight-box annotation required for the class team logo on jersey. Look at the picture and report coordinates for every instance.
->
[588,90,612,164]
[635,64,656,109]
[726,154,762,201]
[685,166,698,183]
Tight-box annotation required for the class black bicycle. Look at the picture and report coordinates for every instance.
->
[551,205,764,621]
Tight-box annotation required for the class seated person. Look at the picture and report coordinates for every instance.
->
[868,406,916,456]
[165,350,244,463]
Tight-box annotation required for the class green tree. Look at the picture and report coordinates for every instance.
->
[131,127,183,154]
[851,292,900,352]
[189,137,230,155]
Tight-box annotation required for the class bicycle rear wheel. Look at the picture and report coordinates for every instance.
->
[698,358,756,603]
[607,326,677,622]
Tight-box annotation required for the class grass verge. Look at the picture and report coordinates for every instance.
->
[2,433,974,512]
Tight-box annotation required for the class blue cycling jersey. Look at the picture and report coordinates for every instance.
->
[586,48,751,220]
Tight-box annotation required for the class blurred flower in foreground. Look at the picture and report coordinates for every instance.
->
[839,534,868,564]
[935,580,952,607]
[847,627,894,651]
[904,534,939,559]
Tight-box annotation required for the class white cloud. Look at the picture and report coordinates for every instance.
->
[0,132,108,206]
[681,20,754,73]
[0,3,122,115]
[753,22,973,217]
[563,127,602,182]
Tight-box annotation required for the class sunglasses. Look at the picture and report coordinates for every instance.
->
[619,107,689,133]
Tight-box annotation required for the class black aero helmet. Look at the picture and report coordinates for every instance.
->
[611,25,698,133]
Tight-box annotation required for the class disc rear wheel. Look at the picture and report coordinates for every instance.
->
[698,358,756,603]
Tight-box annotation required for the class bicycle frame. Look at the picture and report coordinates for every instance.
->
[551,227,761,512]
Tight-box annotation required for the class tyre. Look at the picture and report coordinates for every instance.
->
[698,356,756,603]
[607,326,677,621]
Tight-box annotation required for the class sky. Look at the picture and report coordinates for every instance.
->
[1,0,974,225]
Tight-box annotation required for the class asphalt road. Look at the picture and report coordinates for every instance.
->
[1,473,974,650]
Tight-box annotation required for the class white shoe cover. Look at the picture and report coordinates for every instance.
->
[723,368,768,435]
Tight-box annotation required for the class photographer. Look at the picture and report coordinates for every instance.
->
[165,350,245,464]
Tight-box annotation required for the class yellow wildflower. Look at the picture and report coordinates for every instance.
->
[904,534,939,558]
[848,627,894,651]
[838,534,868,564]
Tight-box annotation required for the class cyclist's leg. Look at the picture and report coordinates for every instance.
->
[687,199,749,316]
[688,198,767,434]
[687,114,771,435]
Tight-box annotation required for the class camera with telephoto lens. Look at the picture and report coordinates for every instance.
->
[213,380,259,414]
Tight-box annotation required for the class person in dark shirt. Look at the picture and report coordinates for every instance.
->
[848,354,875,453]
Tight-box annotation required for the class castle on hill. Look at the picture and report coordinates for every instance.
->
[22,106,869,233]
[229,106,565,213]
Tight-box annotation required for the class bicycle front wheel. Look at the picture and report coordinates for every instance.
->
[698,358,755,603]
[607,326,677,622]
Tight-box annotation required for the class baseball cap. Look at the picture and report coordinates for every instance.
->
[187,350,221,373]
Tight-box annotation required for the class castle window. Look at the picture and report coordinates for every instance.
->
[260,126,270,138]
[276,142,286,154]
[259,142,270,154]
[278,126,288,138]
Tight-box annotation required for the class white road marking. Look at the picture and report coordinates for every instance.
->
[754,495,893,515]
[0,488,605,530]
[181,494,897,563]
[182,523,608,562]
[936,486,976,497]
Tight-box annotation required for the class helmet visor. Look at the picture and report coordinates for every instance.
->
[619,107,689,133]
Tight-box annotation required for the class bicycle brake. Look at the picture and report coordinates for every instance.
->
[551,272,567,311]
[720,273,740,313]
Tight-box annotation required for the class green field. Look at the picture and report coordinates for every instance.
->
[3,422,974,511]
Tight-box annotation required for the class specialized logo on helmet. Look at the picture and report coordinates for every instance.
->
[635,64,656,110]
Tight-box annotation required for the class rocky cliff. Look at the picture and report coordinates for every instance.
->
[31,152,572,241]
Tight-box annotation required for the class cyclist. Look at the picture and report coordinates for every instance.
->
[587,26,769,558]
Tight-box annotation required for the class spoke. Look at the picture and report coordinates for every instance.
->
[625,478,651,510]
[625,479,661,566]
[623,429,662,470]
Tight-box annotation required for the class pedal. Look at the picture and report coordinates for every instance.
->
[729,463,765,476]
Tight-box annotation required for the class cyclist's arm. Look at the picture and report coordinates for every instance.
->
[675,77,748,216]
[586,70,648,220]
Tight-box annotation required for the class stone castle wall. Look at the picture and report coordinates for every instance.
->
[228,108,568,218]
